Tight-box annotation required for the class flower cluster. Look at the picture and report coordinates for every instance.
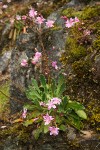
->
[21,51,59,70]
[31,52,42,64]
[21,52,41,67]
[52,61,58,70]
[62,17,79,28]
[46,97,61,110]
[41,97,61,136]
[40,97,61,110]
[22,97,61,136]
[14,7,55,28]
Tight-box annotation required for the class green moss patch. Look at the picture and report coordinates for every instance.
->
[0,81,10,113]
[60,4,100,131]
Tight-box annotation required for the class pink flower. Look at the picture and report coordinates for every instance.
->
[83,29,91,36]
[74,17,80,23]
[78,27,82,31]
[49,126,59,136]
[22,108,27,119]
[22,15,27,20]
[46,20,55,28]
[52,61,58,70]
[29,8,37,18]
[16,15,21,20]
[46,100,56,110]
[51,97,61,105]
[2,5,8,9]
[31,52,41,64]
[65,17,79,28]
[21,59,28,67]
[61,16,68,21]
[65,18,74,28]
[43,113,54,125]
[40,102,46,107]
[36,16,45,24]
[10,18,15,25]
[52,46,55,50]
[33,117,39,121]
[35,52,42,58]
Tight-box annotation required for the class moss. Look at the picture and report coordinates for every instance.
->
[78,0,93,4]
[0,123,34,144]
[61,8,82,18]
[87,100,100,131]
[0,81,10,113]
[60,4,100,132]
[40,7,54,18]
[51,26,62,31]
[93,37,100,51]
[81,5,100,20]
[53,0,70,8]
[72,60,91,78]
[61,5,100,21]
[64,37,87,63]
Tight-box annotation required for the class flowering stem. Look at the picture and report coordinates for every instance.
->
[38,31,50,79]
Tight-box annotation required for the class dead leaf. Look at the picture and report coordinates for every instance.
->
[12,118,23,123]
[80,130,94,139]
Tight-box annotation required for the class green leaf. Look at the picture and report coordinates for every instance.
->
[57,83,66,97]
[62,96,68,109]
[51,79,56,96]
[75,110,87,119]
[29,90,42,100]
[33,127,42,140]
[31,78,40,93]
[67,116,82,130]
[56,74,65,94]
[44,125,49,133]
[59,124,66,131]
[24,104,38,111]
[40,74,46,88]
[67,101,85,110]
[23,119,34,127]
[42,93,46,101]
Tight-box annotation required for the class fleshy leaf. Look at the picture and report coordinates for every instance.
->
[59,124,66,131]
[44,125,49,133]
[67,101,85,110]
[75,110,87,119]
[23,119,34,127]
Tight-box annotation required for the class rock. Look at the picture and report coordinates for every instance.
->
[0,51,11,74]
[0,130,100,150]
[93,54,100,80]
[10,32,38,113]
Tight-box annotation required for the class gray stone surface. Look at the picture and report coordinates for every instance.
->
[0,51,11,74]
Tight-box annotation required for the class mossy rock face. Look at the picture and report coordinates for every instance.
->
[81,5,100,20]
[60,3,100,131]
[0,123,100,150]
